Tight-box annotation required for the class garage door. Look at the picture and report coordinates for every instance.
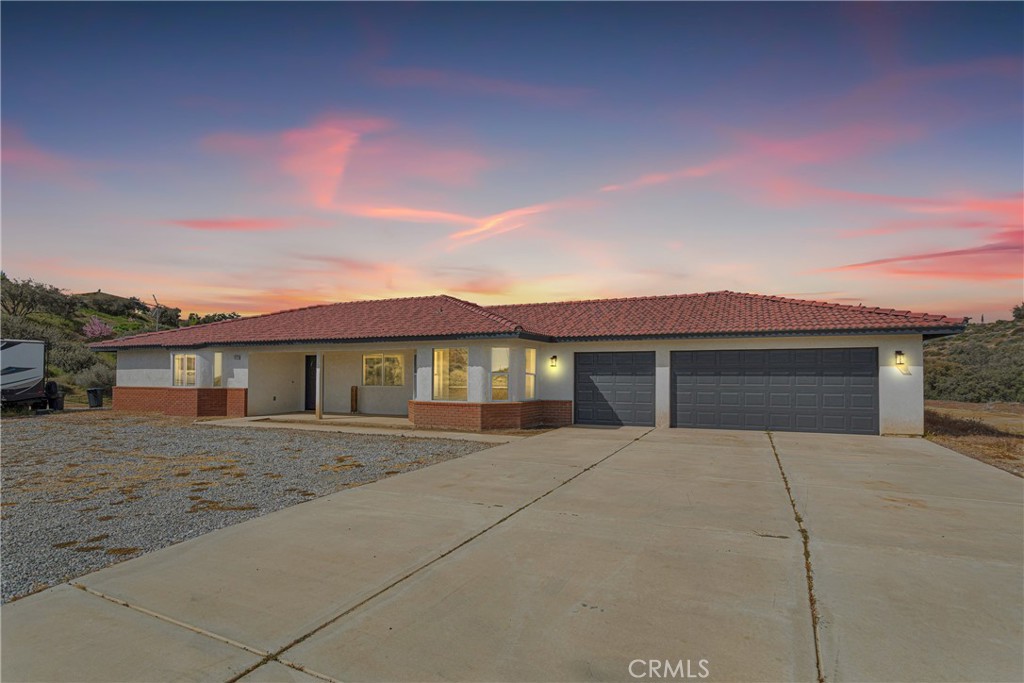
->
[575,352,655,426]
[671,348,878,435]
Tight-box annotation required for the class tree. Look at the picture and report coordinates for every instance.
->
[0,273,79,318]
[82,316,115,339]
[187,311,241,326]
[1014,303,1024,322]
[148,295,181,330]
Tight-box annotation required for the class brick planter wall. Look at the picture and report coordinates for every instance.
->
[408,400,572,431]
[113,387,247,418]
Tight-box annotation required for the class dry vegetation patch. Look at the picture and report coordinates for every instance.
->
[924,406,1023,477]
[1,410,490,602]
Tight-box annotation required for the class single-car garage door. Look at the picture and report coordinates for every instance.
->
[671,348,878,435]
[575,352,655,426]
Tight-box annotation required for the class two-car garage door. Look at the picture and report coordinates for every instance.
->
[574,348,879,435]
[671,348,879,435]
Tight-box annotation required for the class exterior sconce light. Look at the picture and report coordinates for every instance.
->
[894,350,906,367]
[549,355,558,368]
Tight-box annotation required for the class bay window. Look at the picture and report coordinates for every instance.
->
[491,347,509,401]
[433,347,468,400]
[173,353,196,386]
[525,348,536,400]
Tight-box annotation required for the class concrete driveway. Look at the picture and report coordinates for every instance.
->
[2,427,1021,682]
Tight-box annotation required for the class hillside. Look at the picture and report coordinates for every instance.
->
[924,318,1024,403]
[1,275,230,406]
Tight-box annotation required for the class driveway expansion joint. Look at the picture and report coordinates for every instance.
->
[70,582,269,658]
[225,429,654,683]
[766,432,825,683]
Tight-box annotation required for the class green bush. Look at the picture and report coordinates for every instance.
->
[73,362,116,389]
[1,314,70,345]
[49,341,99,374]
[924,319,1024,402]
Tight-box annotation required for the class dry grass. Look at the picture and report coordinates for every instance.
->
[924,407,1023,477]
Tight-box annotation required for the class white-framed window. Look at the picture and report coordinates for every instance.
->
[363,353,404,386]
[433,347,468,401]
[213,352,223,387]
[524,348,536,400]
[173,353,196,386]
[491,347,509,401]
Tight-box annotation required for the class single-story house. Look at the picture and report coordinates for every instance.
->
[90,291,965,435]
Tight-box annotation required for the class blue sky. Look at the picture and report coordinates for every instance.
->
[2,2,1021,318]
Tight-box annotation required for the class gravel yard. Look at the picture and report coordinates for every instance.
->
[0,411,491,603]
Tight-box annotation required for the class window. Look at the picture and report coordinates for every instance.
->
[173,354,196,386]
[525,348,536,400]
[491,348,509,401]
[433,348,468,400]
[213,352,223,387]
[363,353,404,386]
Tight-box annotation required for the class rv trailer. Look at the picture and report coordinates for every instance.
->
[1,339,48,408]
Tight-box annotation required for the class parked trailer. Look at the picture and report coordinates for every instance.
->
[1,339,49,408]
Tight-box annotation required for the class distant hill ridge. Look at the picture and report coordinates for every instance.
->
[924,318,1024,403]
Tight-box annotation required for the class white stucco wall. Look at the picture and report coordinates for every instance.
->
[115,348,250,389]
[115,333,925,434]
[115,349,173,387]
[247,352,305,415]
[529,334,924,435]
[322,349,414,415]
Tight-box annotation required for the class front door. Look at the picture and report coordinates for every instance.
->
[304,355,317,410]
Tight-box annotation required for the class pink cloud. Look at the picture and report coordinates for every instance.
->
[828,57,1022,122]
[445,200,569,249]
[432,267,515,296]
[601,156,738,192]
[1,126,95,187]
[202,115,391,210]
[372,66,590,106]
[352,135,490,189]
[728,123,922,167]
[203,115,491,214]
[342,204,478,226]
[164,217,315,232]
[829,242,1022,282]
[826,192,1023,281]
[600,122,920,195]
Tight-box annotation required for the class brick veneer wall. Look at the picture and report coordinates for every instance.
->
[408,400,572,431]
[113,387,247,418]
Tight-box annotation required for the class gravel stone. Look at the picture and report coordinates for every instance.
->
[0,411,490,603]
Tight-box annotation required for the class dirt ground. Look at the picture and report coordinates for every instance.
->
[924,401,1024,477]
[0,410,488,602]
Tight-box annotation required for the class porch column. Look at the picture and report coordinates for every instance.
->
[315,351,324,420]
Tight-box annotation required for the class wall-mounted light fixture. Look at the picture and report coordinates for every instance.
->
[894,350,906,367]
[549,355,558,368]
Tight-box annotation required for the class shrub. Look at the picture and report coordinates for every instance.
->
[73,362,116,389]
[49,341,99,374]
[0,314,70,346]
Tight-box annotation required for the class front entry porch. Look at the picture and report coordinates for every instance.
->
[257,412,414,430]
[247,348,415,419]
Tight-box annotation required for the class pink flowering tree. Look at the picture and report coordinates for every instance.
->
[82,316,115,339]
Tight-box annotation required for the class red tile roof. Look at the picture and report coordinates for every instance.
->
[487,291,966,339]
[91,295,523,350]
[92,291,965,350]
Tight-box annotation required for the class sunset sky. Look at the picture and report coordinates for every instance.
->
[2,2,1022,319]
